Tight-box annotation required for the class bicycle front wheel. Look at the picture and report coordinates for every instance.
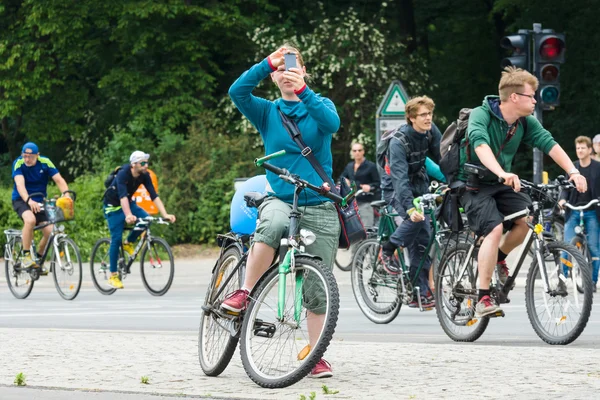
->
[240,256,339,388]
[525,242,593,345]
[52,237,83,300]
[140,237,174,296]
[5,237,35,299]
[351,239,400,324]
[90,238,117,295]
[199,246,243,376]
[435,243,489,342]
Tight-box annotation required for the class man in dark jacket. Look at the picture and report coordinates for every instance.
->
[379,95,442,308]
[559,136,600,292]
[340,142,380,227]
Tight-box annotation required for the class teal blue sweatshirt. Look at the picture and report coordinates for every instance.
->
[229,58,340,205]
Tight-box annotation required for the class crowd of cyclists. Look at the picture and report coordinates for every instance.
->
[9,44,600,381]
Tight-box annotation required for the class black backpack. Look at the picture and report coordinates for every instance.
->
[376,125,432,178]
[104,166,122,189]
[439,108,528,184]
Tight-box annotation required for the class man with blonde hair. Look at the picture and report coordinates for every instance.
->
[378,95,441,308]
[457,66,587,317]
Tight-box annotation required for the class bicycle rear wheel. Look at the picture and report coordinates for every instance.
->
[140,237,174,296]
[240,256,339,388]
[199,246,244,376]
[90,238,117,295]
[570,236,587,294]
[52,237,83,300]
[525,242,593,345]
[435,243,489,342]
[351,239,400,324]
[5,237,35,299]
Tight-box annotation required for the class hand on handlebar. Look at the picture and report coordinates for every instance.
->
[162,214,176,223]
[569,173,588,193]
[499,172,521,192]
[410,211,425,222]
[28,199,42,214]
[125,214,137,224]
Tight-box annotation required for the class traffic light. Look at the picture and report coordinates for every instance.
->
[534,32,565,109]
[500,32,530,70]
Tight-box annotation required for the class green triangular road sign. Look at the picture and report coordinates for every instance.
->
[381,84,408,116]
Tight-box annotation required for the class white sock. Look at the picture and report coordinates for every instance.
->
[241,286,251,293]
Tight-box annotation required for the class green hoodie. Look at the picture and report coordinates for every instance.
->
[458,95,557,184]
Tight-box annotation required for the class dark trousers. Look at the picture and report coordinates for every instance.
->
[390,217,432,297]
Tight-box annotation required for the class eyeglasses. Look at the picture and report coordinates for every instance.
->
[416,111,433,118]
[139,161,149,166]
[22,153,36,158]
[352,149,364,152]
[515,92,536,100]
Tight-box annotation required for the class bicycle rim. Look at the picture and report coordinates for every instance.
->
[199,246,242,376]
[140,237,174,296]
[90,238,116,295]
[5,237,34,299]
[435,244,489,342]
[240,256,339,388]
[351,239,400,324]
[525,242,593,345]
[52,237,83,300]
[334,246,353,271]
[570,236,586,294]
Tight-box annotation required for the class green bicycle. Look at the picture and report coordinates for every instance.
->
[199,150,355,388]
[351,189,460,323]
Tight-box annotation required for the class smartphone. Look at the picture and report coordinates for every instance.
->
[284,53,297,71]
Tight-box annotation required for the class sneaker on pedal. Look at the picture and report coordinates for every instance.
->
[309,358,333,378]
[475,295,502,317]
[221,289,249,313]
[122,242,135,256]
[381,253,400,275]
[497,260,515,289]
[21,253,38,269]
[108,275,124,289]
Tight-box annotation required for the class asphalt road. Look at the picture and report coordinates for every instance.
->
[2,257,599,348]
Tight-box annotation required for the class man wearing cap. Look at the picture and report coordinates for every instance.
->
[103,151,176,289]
[12,142,70,271]
[593,134,600,162]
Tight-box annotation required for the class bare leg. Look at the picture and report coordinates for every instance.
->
[38,224,54,256]
[478,224,503,290]
[499,217,529,255]
[21,211,36,252]
[306,311,325,348]
[243,242,276,289]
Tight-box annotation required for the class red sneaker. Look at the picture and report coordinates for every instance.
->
[309,358,333,378]
[221,289,249,313]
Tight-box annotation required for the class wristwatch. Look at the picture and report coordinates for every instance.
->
[568,168,580,176]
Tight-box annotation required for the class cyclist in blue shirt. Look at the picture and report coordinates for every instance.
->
[12,142,70,272]
[102,151,176,289]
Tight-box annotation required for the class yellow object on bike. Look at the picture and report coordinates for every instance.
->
[56,196,75,220]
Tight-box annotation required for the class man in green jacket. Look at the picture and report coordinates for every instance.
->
[458,66,587,318]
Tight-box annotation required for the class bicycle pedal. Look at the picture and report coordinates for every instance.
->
[489,310,505,318]
[420,306,434,312]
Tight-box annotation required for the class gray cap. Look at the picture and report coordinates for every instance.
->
[593,134,600,144]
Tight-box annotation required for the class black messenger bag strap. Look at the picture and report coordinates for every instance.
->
[278,108,340,195]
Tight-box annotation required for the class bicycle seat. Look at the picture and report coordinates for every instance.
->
[370,200,387,208]
[244,192,268,209]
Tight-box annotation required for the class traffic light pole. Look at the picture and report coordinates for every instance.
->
[532,23,543,184]
[533,106,543,184]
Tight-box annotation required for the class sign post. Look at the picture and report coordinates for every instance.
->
[376,81,410,143]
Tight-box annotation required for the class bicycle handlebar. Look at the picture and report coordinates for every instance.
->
[26,191,78,203]
[563,199,600,211]
[255,151,356,207]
